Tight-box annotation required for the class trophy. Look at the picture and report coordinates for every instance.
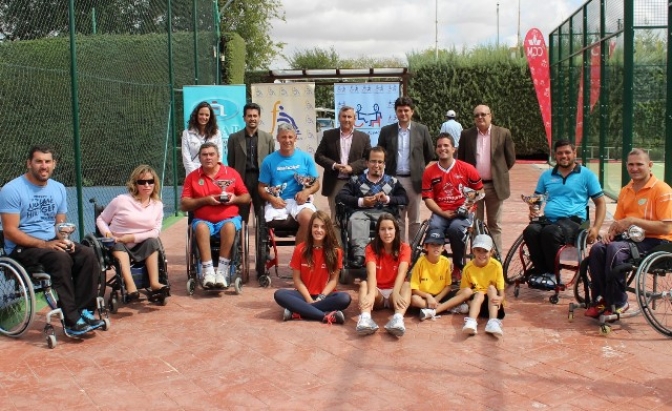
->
[215,179,234,203]
[619,225,645,242]
[294,173,317,188]
[457,187,485,218]
[265,183,287,197]
[56,222,76,251]
[521,194,546,222]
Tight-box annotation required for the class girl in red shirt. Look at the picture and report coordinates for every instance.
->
[356,213,412,337]
[273,210,351,324]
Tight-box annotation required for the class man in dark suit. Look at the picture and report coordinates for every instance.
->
[457,104,516,254]
[227,103,275,223]
[378,96,434,243]
[315,105,371,226]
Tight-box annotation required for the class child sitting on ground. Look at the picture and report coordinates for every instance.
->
[410,228,469,320]
[439,234,505,337]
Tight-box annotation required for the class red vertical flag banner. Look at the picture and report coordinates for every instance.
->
[524,28,552,150]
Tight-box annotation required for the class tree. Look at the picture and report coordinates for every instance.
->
[218,0,284,70]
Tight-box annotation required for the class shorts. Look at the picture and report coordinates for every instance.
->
[264,198,316,222]
[192,216,242,236]
[378,288,394,309]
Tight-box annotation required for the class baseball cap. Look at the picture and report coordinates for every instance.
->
[446,110,456,118]
[471,234,493,251]
[423,228,445,245]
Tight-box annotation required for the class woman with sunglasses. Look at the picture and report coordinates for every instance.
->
[96,165,169,301]
[182,101,224,174]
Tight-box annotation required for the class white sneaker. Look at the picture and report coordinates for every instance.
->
[384,316,406,337]
[282,309,293,321]
[485,318,503,337]
[203,269,216,289]
[451,303,469,315]
[419,308,436,321]
[462,317,478,335]
[355,316,379,335]
[215,267,229,289]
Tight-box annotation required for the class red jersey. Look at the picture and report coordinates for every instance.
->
[421,160,483,211]
[182,164,249,222]
[289,243,343,295]
[364,242,411,289]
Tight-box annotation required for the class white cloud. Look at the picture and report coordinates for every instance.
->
[268,0,585,68]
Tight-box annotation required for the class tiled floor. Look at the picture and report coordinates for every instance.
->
[2,163,672,411]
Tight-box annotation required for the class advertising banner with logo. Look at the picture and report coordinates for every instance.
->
[334,82,401,146]
[251,83,317,155]
[524,28,552,150]
[183,85,246,166]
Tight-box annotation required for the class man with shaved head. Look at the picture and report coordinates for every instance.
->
[585,148,672,318]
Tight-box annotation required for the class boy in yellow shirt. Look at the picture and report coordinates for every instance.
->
[410,228,469,320]
[439,234,505,337]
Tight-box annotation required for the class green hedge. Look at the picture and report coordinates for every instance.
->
[222,32,245,85]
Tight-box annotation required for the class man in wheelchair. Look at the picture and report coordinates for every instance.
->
[585,148,672,317]
[522,140,606,289]
[258,123,320,245]
[181,142,251,289]
[421,133,483,276]
[0,145,105,334]
[335,146,408,267]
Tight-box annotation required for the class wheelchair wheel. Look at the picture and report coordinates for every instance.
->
[408,220,429,272]
[503,234,531,285]
[81,234,108,298]
[234,277,243,295]
[573,259,590,305]
[255,215,269,281]
[259,275,271,288]
[0,257,36,338]
[636,251,672,337]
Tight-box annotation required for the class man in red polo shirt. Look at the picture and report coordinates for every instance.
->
[181,142,251,289]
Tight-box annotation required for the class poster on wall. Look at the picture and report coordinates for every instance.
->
[183,85,246,165]
[334,82,400,146]
[251,82,317,154]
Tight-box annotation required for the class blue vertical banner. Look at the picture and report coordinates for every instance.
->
[333,83,400,146]
[183,85,246,165]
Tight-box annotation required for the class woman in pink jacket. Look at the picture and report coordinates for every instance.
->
[96,165,169,301]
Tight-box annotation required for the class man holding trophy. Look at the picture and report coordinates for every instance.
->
[0,145,105,334]
[522,140,606,289]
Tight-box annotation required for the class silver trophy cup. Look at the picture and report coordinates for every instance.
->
[56,222,77,251]
[457,187,485,218]
[521,194,546,222]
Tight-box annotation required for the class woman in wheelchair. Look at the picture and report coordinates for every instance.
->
[356,213,412,337]
[273,210,351,324]
[96,165,169,301]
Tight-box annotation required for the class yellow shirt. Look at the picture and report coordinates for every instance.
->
[460,258,505,293]
[409,255,452,295]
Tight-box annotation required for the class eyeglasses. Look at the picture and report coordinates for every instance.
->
[474,112,490,118]
[368,160,385,164]
[136,179,155,186]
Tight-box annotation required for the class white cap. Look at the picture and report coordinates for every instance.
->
[446,110,456,118]
[471,234,493,251]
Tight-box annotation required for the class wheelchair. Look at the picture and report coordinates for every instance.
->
[185,215,248,295]
[569,241,672,336]
[336,204,400,284]
[83,198,170,313]
[503,226,590,304]
[0,231,109,348]
[255,212,300,288]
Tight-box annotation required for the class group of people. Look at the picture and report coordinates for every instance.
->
[2,96,669,341]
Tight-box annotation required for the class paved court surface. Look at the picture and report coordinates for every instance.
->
[1,163,671,411]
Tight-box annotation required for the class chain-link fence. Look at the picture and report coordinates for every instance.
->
[0,0,219,238]
[549,0,670,197]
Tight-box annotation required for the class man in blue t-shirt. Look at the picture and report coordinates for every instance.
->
[0,145,105,334]
[522,140,606,289]
[258,123,320,245]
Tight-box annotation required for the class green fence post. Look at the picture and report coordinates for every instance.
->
[193,0,199,85]
[622,0,634,185]
[68,0,85,235]
[581,5,590,164]
[168,0,179,216]
[599,0,607,187]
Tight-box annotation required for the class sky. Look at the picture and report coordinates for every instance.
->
[268,0,585,68]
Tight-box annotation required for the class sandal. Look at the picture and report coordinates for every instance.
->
[126,291,140,302]
[150,284,170,295]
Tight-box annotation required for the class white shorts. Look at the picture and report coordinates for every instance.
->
[264,198,316,222]
[378,288,394,308]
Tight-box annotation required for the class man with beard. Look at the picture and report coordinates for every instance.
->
[335,146,407,267]
[522,140,606,289]
[0,145,105,334]
[181,142,251,289]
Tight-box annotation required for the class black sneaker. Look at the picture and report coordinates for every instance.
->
[80,309,105,328]
[65,318,92,335]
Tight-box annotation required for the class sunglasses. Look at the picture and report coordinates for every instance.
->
[474,112,490,118]
[136,179,155,186]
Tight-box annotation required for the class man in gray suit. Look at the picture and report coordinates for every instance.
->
[227,103,275,223]
[457,104,516,254]
[378,97,434,243]
[315,105,371,226]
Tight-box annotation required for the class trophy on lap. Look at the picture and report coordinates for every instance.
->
[521,194,547,223]
[56,222,76,251]
[294,173,317,203]
[457,187,485,218]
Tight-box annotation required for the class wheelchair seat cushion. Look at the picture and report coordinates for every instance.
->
[266,217,300,236]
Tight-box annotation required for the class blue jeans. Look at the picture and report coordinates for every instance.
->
[428,213,472,269]
[273,289,351,321]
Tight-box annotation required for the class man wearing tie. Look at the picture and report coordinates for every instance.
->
[457,104,516,254]
[378,96,434,243]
